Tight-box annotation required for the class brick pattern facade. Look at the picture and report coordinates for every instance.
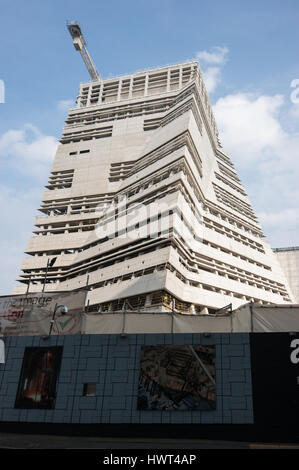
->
[0,333,253,425]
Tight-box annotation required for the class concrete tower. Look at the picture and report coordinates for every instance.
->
[14,61,295,313]
[273,247,299,303]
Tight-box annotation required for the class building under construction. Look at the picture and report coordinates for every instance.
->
[14,22,294,316]
[0,24,298,443]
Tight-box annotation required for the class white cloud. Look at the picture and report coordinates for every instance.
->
[289,103,299,120]
[257,208,299,248]
[258,208,299,229]
[0,124,58,294]
[213,93,285,165]
[197,46,229,65]
[196,46,228,93]
[0,184,42,295]
[201,67,222,94]
[213,92,299,247]
[0,124,57,181]
[57,99,76,111]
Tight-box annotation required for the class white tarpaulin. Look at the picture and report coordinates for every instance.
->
[0,291,86,336]
[83,313,125,334]
[84,313,171,334]
[84,304,299,334]
[83,312,233,334]
[124,313,171,334]
[232,303,299,332]
[1,293,298,335]
[173,314,231,333]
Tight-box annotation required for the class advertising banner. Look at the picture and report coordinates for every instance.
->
[0,290,86,336]
[138,344,216,411]
[15,346,63,409]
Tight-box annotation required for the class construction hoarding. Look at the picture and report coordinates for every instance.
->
[0,291,86,336]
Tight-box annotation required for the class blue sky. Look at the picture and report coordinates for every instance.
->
[0,0,299,294]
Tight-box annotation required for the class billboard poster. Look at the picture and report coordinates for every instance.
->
[138,345,216,411]
[15,346,63,409]
[0,290,86,336]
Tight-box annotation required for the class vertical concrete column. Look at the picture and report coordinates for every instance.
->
[99,81,103,103]
[87,85,92,107]
[190,304,196,315]
[128,76,133,99]
[196,67,201,89]
[144,73,149,97]
[69,199,74,216]
[200,306,209,315]
[145,293,152,307]
[117,79,121,102]
[77,84,83,107]
[179,66,183,89]
[166,69,171,93]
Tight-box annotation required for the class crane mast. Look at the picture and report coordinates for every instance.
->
[67,22,100,82]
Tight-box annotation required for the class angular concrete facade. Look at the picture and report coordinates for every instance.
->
[14,61,294,313]
[273,247,299,303]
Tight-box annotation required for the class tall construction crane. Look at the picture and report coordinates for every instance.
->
[67,21,100,82]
